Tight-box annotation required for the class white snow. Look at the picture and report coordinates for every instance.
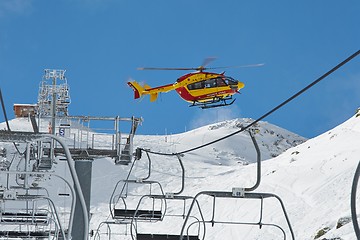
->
[0,113,359,239]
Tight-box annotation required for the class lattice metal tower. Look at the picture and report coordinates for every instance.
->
[37,69,70,117]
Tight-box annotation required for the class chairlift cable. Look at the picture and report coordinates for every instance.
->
[0,88,25,155]
[0,88,11,131]
[142,49,360,156]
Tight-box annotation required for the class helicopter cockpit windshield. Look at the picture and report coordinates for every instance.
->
[223,77,238,86]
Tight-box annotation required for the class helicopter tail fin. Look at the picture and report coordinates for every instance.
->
[144,84,151,90]
[127,81,145,99]
[149,92,158,102]
[127,81,159,102]
[143,84,158,102]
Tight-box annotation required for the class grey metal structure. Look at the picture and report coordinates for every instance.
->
[0,131,88,239]
[37,69,70,118]
[36,69,142,163]
[37,69,70,137]
[2,68,142,239]
[38,115,142,164]
[0,115,141,240]
[72,159,94,240]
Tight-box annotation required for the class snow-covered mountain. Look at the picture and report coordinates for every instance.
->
[0,113,359,240]
[135,118,306,165]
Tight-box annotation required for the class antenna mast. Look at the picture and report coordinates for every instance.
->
[37,69,70,133]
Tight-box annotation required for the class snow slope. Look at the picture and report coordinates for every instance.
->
[258,114,360,240]
[0,114,359,239]
[116,115,359,240]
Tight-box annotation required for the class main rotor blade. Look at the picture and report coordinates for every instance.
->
[137,63,264,71]
[138,57,218,71]
[137,67,200,71]
[201,57,217,68]
[204,63,265,70]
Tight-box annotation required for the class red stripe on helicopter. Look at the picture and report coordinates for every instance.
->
[175,87,235,102]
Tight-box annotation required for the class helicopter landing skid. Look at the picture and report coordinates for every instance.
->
[190,98,236,109]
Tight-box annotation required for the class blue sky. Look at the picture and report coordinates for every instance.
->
[0,0,359,138]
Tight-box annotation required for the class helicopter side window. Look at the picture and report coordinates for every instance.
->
[188,81,204,90]
[204,78,217,88]
[188,77,228,90]
[216,77,227,87]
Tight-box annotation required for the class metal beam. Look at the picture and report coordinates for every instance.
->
[0,131,44,142]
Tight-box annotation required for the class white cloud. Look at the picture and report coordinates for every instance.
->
[189,105,242,130]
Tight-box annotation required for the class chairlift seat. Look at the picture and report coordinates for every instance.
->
[0,230,49,238]
[113,209,162,220]
[0,212,48,225]
[137,233,199,240]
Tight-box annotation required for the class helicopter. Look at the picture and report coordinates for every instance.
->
[127,59,262,109]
